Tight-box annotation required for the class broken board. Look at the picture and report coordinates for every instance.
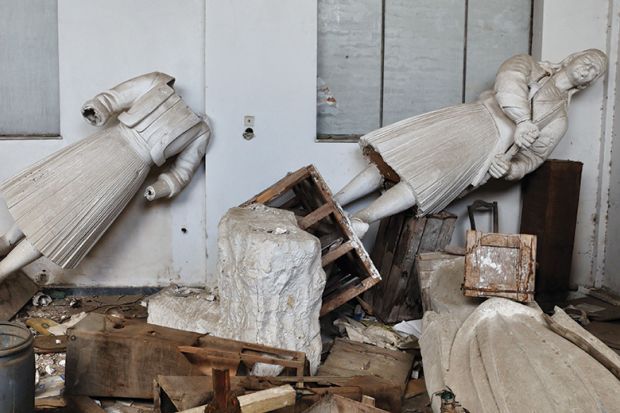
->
[317,338,413,394]
[464,230,536,303]
[242,165,381,316]
[0,271,38,320]
[365,208,456,322]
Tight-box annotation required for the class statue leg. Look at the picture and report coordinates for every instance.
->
[0,224,25,256]
[0,239,42,283]
[351,181,417,237]
[334,164,384,207]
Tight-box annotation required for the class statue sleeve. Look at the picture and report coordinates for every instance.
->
[80,72,175,127]
[494,54,535,124]
[157,130,210,198]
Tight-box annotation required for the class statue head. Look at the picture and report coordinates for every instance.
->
[561,48,608,90]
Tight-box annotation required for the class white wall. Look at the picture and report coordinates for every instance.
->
[0,0,207,286]
[204,0,367,282]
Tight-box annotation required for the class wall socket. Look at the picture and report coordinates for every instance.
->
[243,115,255,140]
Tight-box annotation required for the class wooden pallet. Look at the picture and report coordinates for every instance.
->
[242,165,381,316]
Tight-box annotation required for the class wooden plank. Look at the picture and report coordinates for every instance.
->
[238,385,296,413]
[383,0,465,125]
[299,203,334,230]
[321,276,379,316]
[0,271,38,320]
[465,0,532,101]
[317,0,382,135]
[242,167,310,206]
[318,338,413,393]
[322,240,354,266]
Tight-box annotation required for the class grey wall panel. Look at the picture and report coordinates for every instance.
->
[465,0,532,101]
[317,0,382,135]
[0,0,60,136]
[382,0,466,126]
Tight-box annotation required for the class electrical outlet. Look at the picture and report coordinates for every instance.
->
[244,115,255,127]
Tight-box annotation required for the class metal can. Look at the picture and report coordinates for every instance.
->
[0,322,35,413]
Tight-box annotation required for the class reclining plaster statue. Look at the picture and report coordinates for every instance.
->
[0,72,210,281]
[335,49,608,237]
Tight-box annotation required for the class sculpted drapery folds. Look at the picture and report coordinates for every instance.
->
[335,49,608,238]
[0,72,210,280]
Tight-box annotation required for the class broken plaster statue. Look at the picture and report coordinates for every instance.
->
[0,72,210,280]
[335,49,608,237]
[420,298,620,413]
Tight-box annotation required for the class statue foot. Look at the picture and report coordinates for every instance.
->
[350,217,370,239]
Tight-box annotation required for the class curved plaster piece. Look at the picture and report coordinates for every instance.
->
[421,298,620,413]
[0,72,211,280]
[335,49,608,237]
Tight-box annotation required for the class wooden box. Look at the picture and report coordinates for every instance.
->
[464,230,537,303]
[520,160,582,297]
[65,313,203,399]
[242,165,381,316]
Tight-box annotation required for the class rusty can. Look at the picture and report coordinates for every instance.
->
[0,322,35,413]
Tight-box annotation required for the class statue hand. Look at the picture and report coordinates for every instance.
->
[514,120,540,148]
[144,179,172,201]
[489,154,511,179]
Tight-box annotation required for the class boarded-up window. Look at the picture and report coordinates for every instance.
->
[0,0,60,137]
[317,0,532,141]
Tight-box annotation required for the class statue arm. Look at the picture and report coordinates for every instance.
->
[144,127,211,200]
[504,117,568,180]
[81,72,175,127]
[494,54,536,124]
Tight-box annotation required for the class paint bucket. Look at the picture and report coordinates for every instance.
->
[0,322,35,413]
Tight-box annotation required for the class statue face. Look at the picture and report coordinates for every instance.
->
[566,54,604,88]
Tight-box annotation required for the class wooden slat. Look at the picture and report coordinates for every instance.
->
[237,385,296,413]
[242,167,311,206]
[321,277,379,317]
[67,396,106,413]
[322,240,354,266]
[299,203,334,230]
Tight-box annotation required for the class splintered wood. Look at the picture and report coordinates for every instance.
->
[464,230,536,303]
[242,165,381,316]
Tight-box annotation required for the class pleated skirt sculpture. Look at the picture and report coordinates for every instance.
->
[335,49,608,237]
[0,72,211,280]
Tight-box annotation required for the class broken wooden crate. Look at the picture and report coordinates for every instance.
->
[365,208,456,322]
[242,165,381,316]
[464,230,537,303]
